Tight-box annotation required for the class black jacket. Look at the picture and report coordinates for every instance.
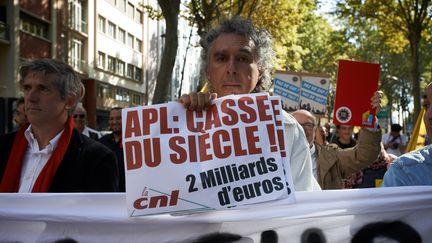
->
[0,129,119,192]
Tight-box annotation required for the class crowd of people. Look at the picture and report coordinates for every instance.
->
[0,15,430,194]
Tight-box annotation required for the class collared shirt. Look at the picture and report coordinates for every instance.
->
[82,126,101,139]
[18,125,64,193]
[382,133,408,156]
[382,145,432,187]
[310,143,318,180]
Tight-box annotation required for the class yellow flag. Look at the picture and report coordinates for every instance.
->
[200,82,209,93]
[407,108,427,152]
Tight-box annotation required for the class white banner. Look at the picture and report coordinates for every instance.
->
[0,187,431,242]
[122,94,295,216]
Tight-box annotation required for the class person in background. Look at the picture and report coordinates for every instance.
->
[100,107,125,192]
[13,97,27,129]
[0,59,118,192]
[382,82,432,186]
[73,103,101,140]
[330,125,357,149]
[382,123,408,156]
[291,91,382,189]
[179,16,320,191]
[343,144,397,188]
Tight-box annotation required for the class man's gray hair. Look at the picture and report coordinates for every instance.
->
[200,15,274,93]
[19,59,83,115]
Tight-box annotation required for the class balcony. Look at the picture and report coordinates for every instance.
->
[70,58,88,74]
[69,20,87,34]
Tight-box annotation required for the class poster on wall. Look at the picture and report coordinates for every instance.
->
[122,94,296,216]
[274,71,330,116]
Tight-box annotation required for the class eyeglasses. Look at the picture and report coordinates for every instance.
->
[73,114,86,119]
[300,122,315,130]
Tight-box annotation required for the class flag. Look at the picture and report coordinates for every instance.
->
[407,107,427,152]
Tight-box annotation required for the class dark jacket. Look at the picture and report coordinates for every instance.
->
[100,133,125,192]
[0,129,119,192]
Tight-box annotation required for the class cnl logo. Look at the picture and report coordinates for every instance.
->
[133,187,180,209]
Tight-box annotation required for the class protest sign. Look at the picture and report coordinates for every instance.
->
[333,60,380,127]
[274,71,330,116]
[122,94,295,216]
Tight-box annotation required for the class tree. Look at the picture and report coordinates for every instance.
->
[335,0,432,120]
[152,0,180,104]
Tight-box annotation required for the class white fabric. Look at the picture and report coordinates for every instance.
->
[82,126,102,139]
[282,111,321,191]
[19,126,63,193]
[382,133,408,156]
[0,187,431,243]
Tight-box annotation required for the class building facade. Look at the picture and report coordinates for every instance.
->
[0,0,200,133]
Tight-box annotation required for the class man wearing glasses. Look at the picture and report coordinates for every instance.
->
[291,91,383,189]
[73,103,101,140]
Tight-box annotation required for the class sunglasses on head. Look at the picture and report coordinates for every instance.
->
[73,114,86,119]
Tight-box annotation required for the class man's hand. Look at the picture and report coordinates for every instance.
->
[179,92,218,111]
[371,90,383,113]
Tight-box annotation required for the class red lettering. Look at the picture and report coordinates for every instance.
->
[124,110,141,138]
[204,104,222,130]
[186,110,204,132]
[143,138,161,167]
[188,135,198,162]
[159,107,173,134]
[232,128,247,156]
[198,133,212,162]
[213,130,231,159]
[133,198,148,209]
[271,99,282,126]
[245,126,262,154]
[142,108,158,135]
[256,95,272,121]
[169,136,187,164]
[125,140,142,170]
[220,99,238,125]
[238,97,257,123]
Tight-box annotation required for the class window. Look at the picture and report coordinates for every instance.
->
[69,0,86,32]
[135,9,143,24]
[107,21,116,38]
[98,15,105,33]
[127,33,134,48]
[107,56,116,72]
[133,94,141,105]
[126,64,134,78]
[117,60,125,76]
[118,28,125,43]
[20,12,49,39]
[118,0,126,12]
[127,2,134,19]
[134,67,142,81]
[71,38,83,70]
[97,51,105,68]
[116,89,129,101]
[135,38,142,52]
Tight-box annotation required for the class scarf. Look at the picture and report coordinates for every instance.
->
[0,117,74,192]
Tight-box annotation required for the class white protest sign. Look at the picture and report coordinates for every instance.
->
[122,94,295,216]
[274,71,330,116]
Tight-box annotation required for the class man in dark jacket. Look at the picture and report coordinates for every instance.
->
[0,59,118,193]
[100,107,125,192]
